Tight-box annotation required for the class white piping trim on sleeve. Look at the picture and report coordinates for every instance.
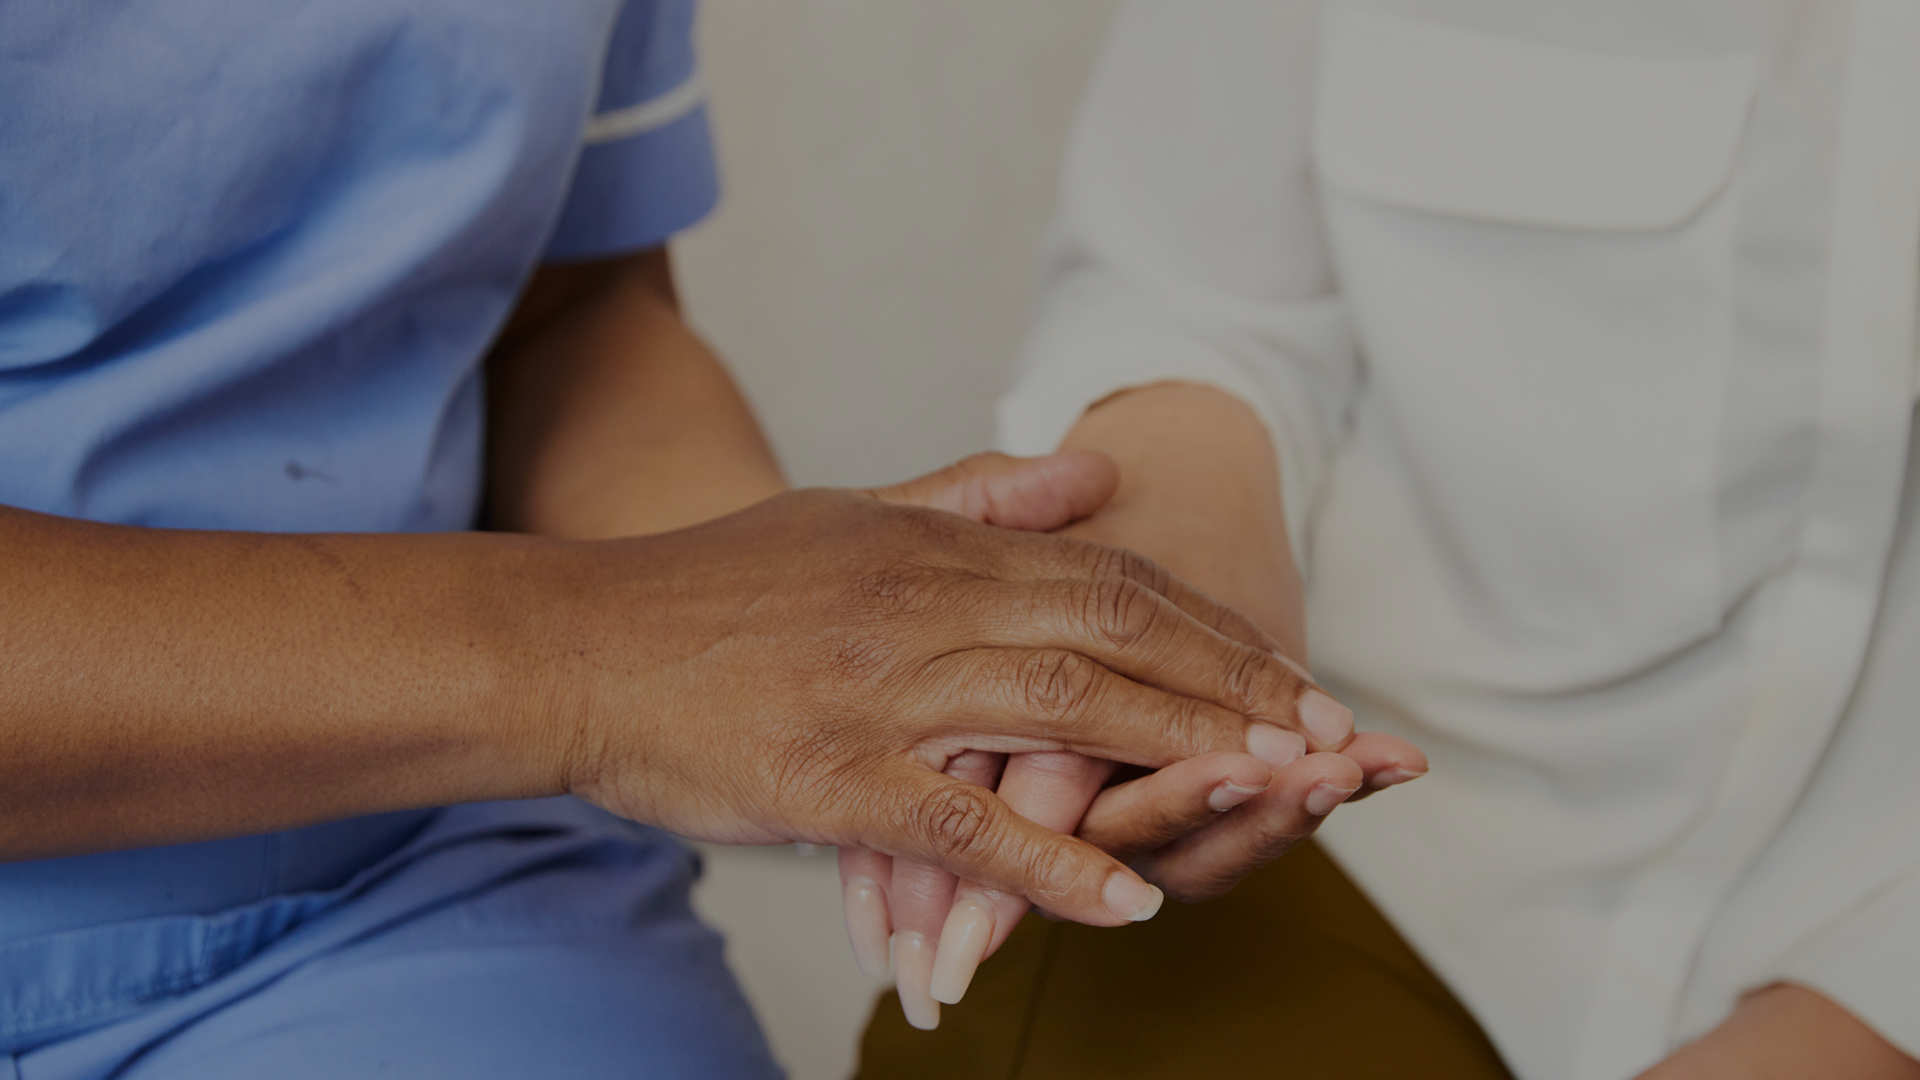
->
[582,75,707,145]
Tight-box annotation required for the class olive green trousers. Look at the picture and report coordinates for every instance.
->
[855,842,1513,1079]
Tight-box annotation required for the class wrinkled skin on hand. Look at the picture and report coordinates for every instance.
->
[833,448,1426,1024]
[536,453,1334,928]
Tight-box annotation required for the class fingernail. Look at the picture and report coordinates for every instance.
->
[1102,872,1164,922]
[1305,781,1359,817]
[842,877,891,980]
[1245,724,1306,769]
[1207,779,1266,813]
[1297,690,1354,749]
[891,931,941,1030]
[929,897,995,1004]
[1373,766,1427,789]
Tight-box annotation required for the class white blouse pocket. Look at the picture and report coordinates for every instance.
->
[1313,6,1761,658]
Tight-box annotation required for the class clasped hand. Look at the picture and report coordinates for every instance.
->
[545,451,1393,934]
[829,451,1428,1027]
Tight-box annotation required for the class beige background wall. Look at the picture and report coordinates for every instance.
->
[674,2,1121,1078]
[678,0,1120,488]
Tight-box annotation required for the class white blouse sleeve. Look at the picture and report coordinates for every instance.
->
[1731,562,1920,1058]
[997,0,1354,567]
[1684,486,1920,1058]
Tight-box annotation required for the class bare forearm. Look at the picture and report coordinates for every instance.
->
[0,506,563,860]
[2,253,785,861]
[487,251,785,540]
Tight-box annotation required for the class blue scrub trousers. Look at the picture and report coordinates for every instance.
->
[0,800,782,1079]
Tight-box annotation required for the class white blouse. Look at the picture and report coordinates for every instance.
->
[996,2,1920,1077]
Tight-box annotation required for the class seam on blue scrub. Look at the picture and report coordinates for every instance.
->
[0,968,207,1053]
[0,886,332,1047]
[0,801,630,1051]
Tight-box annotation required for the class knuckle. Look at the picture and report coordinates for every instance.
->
[1091,544,1171,595]
[1081,577,1158,650]
[1159,695,1211,756]
[960,453,1016,514]
[1014,649,1101,720]
[913,782,1000,859]
[1019,840,1086,909]
[1122,550,1172,595]
[1223,647,1283,713]
[1209,604,1267,648]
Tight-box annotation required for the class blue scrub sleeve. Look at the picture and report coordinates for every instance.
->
[545,0,720,259]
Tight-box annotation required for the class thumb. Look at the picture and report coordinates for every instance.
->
[867,451,1119,530]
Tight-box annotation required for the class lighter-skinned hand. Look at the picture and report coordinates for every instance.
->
[830,449,1424,1027]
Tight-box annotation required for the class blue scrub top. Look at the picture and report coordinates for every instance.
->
[0,0,719,938]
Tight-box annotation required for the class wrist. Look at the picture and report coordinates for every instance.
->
[1065,382,1289,529]
[460,533,606,803]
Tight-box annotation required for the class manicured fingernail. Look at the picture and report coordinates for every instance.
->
[1373,766,1427,789]
[891,931,940,1030]
[842,877,891,980]
[1297,690,1354,749]
[1305,781,1359,817]
[1102,872,1164,922]
[1246,724,1306,769]
[1207,779,1266,813]
[930,897,995,1004]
